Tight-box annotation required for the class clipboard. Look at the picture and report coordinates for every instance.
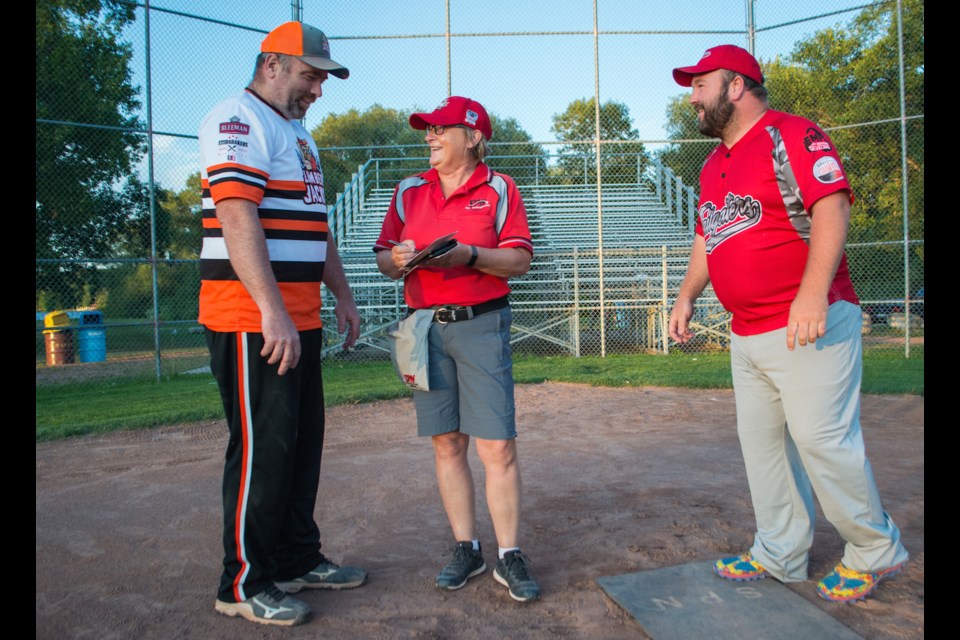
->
[400,232,458,275]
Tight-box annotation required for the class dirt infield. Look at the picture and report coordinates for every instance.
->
[36,383,924,639]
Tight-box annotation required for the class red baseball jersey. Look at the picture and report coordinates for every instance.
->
[695,109,859,335]
[374,163,533,308]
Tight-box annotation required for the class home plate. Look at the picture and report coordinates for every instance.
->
[596,560,862,640]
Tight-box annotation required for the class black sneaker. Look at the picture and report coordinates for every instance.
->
[214,585,311,626]
[494,550,541,602]
[436,541,486,590]
[276,558,369,593]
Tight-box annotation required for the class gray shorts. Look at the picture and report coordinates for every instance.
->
[412,306,517,440]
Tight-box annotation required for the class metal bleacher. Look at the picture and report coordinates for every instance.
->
[320,157,727,358]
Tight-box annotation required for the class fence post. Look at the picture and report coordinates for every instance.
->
[661,244,669,354]
[573,247,581,357]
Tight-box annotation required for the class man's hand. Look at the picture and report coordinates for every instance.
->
[334,299,361,350]
[786,292,828,351]
[669,298,697,344]
[260,310,301,375]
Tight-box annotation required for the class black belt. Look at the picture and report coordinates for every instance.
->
[412,295,510,324]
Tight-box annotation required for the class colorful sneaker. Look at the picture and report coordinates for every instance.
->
[276,557,369,593]
[214,585,311,626]
[493,550,541,602]
[816,560,907,602]
[436,541,486,590]
[714,552,768,581]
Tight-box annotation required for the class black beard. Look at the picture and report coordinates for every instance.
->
[697,92,734,138]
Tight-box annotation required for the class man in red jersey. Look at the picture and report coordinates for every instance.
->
[668,44,908,603]
[198,21,366,627]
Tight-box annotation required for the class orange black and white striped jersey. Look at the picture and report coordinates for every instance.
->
[197,89,329,332]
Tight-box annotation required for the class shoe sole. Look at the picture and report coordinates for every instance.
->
[493,569,541,602]
[276,575,368,593]
[713,565,767,582]
[816,561,907,603]
[436,563,487,591]
[214,599,311,627]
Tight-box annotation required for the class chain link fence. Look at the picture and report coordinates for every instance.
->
[36,0,923,381]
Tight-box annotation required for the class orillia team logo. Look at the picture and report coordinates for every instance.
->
[699,192,762,253]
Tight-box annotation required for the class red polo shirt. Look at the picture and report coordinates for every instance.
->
[374,163,533,308]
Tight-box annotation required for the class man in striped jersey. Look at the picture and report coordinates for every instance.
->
[198,21,365,627]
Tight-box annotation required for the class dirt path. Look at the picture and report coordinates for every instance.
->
[36,383,924,639]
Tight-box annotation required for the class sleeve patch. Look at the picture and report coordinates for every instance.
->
[813,157,844,184]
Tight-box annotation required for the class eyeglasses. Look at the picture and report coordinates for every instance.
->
[424,124,468,136]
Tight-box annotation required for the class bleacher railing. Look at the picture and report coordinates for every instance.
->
[646,158,698,232]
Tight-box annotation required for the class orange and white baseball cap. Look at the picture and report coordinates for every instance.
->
[261,21,349,79]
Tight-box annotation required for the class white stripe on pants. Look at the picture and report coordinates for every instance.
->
[730,300,908,581]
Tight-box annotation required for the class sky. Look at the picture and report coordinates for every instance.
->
[123,0,877,191]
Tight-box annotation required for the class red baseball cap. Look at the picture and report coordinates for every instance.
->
[409,96,493,140]
[672,44,763,87]
[261,21,349,79]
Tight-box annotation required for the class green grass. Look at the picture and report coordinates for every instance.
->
[512,352,735,388]
[36,350,922,442]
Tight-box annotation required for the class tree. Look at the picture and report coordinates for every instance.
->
[656,95,714,191]
[312,104,426,205]
[158,172,203,261]
[96,174,202,320]
[772,0,924,246]
[36,0,145,310]
[657,0,923,299]
[484,115,547,186]
[550,98,647,185]
[767,0,924,299]
[312,104,547,199]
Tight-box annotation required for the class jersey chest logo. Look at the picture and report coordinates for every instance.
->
[297,137,326,205]
[700,192,762,253]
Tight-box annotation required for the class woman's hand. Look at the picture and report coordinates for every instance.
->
[391,239,418,270]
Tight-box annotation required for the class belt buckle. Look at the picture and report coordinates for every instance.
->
[435,307,453,324]
[434,306,471,323]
